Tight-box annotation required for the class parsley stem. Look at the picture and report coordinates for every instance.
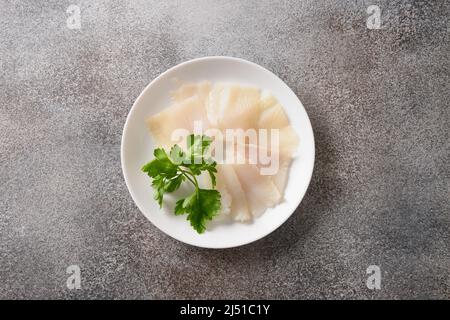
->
[179,169,197,188]
[191,174,199,190]
[189,171,200,201]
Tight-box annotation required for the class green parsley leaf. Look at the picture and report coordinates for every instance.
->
[151,175,165,207]
[169,144,185,165]
[142,135,221,233]
[142,149,177,178]
[207,166,217,188]
[176,189,221,233]
[164,175,184,192]
[188,189,221,233]
[174,198,187,215]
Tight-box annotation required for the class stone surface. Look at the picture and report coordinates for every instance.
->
[0,0,449,299]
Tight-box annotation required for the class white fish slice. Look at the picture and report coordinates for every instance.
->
[236,127,298,196]
[278,126,299,158]
[216,164,251,222]
[260,92,278,109]
[207,84,261,130]
[171,81,211,104]
[267,126,298,194]
[258,103,290,129]
[146,95,209,148]
[232,163,281,217]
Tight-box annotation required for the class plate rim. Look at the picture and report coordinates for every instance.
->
[121,56,315,249]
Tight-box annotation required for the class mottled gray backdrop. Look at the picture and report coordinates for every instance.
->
[0,0,449,299]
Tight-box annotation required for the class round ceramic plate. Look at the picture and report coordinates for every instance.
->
[121,56,315,248]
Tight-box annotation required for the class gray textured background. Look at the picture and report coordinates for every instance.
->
[0,0,449,299]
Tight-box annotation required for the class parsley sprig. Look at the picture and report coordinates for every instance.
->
[142,134,221,234]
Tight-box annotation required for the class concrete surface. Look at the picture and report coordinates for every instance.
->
[0,0,449,299]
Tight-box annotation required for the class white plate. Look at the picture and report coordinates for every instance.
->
[121,56,315,248]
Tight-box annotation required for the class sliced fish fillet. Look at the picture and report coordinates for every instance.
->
[278,126,299,158]
[258,103,290,129]
[216,164,251,222]
[261,126,299,158]
[260,92,278,110]
[232,163,281,217]
[237,131,297,195]
[207,84,261,130]
[269,126,299,194]
[271,158,292,196]
[146,95,209,148]
[171,81,211,104]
